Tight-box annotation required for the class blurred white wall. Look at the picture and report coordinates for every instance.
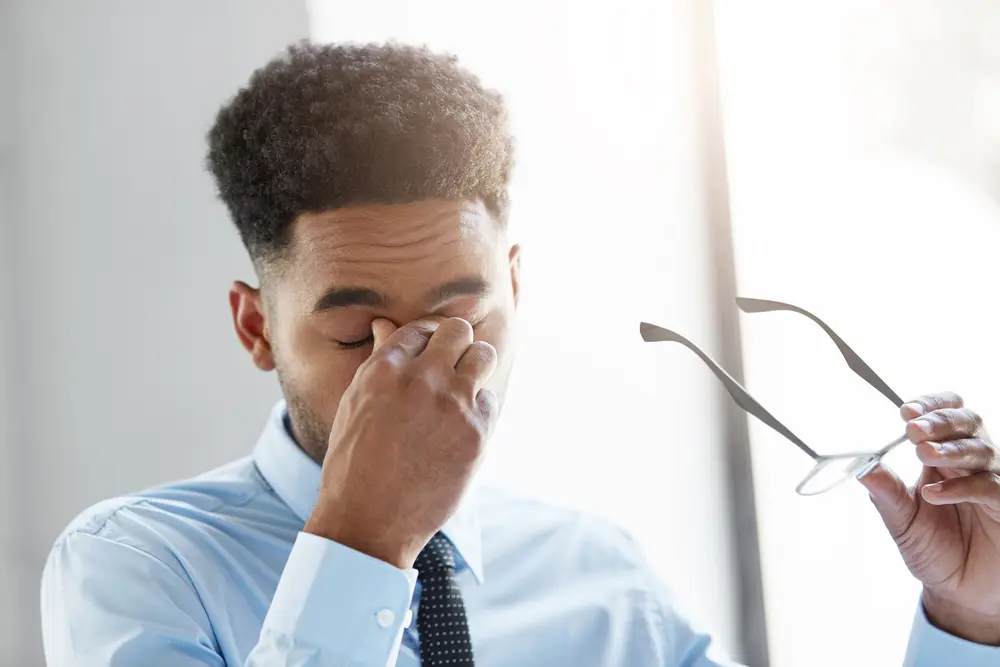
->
[1,1,307,663]
[1,0,23,658]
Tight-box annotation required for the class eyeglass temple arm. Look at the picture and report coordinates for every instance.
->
[639,322,820,460]
[736,298,904,408]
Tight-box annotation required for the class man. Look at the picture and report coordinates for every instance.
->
[41,42,1000,666]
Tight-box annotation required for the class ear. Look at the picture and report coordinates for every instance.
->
[508,244,522,308]
[229,281,275,372]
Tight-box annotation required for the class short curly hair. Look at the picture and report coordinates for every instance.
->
[206,41,513,269]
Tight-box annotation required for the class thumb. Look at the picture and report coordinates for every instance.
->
[859,463,916,538]
[371,318,398,351]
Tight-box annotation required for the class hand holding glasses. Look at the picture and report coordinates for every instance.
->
[640,297,908,495]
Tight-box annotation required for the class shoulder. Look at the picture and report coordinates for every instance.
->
[474,487,723,659]
[475,486,646,572]
[49,456,293,570]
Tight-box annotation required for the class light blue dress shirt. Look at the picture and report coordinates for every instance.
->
[42,402,1000,666]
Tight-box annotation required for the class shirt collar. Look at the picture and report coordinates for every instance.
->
[253,400,484,583]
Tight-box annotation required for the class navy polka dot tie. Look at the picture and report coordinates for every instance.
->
[414,533,475,667]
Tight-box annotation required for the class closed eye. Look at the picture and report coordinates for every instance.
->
[334,335,374,350]
[335,317,485,350]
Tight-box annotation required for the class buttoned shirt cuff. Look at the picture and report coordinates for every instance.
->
[255,532,417,667]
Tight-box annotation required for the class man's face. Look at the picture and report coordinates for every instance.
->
[230,199,520,462]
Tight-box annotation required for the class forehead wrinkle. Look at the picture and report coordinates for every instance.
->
[301,214,477,258]
[308,200,490,245]
[287,202,498,290]
[318,239,474,267]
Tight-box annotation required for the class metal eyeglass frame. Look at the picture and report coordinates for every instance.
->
[640,297,908,495]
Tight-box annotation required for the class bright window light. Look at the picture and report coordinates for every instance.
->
[716,1,1000,665]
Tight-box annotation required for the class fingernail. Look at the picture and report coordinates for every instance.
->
[912,419,934,436]
[903,402,925,416]
[923,483,943,493]
[927,441,944,454]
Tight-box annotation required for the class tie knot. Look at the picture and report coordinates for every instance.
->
[415,533,456,575]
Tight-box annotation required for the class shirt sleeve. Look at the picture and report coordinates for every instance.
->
[247,532,417,666]
[639,556,743,666]
[903,603,1000,667]
[42,530,417,667]
[658,611,744,667]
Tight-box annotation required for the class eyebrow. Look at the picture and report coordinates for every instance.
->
[311,276,491,314]
[428,276,492,305]
[312,287,388,312]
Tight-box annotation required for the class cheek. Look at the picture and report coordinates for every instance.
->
[277,323,368,422]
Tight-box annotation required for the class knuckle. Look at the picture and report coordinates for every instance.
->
[442,411,487,461]
[950,438,994,467]
[450,316,475,335]
[407,319,441,335]
[924,395,946,412]
[368,349,403,377]
[971,440,994,464]
[439,317,474,340]
[949,438,974,458]
[945,408,981,434]
[434,386,464,412]
[465,341,496,368]
[406,366,441,395]
[473,339,497,360]
[964,408,984,427]
[394,326,423,346]
[935,409,957,429]
[918,391,962,411]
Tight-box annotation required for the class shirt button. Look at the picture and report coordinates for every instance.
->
[376,609,396,628]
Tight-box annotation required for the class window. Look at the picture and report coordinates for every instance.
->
[308,1,1000,663]
[716,1,1000,665]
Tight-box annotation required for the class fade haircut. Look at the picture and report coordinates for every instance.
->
[206,41,513,272]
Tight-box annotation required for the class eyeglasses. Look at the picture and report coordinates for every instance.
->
[640,297,908,495]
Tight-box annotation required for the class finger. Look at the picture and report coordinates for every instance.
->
[914,437,999,472]
[374,318,440,359]
[371,318,398,351]
[454,341,498,390]
[859,463,918,539]
[900,391,964,420]
[475,387,500,433]
[422,317,475,368]
[906,407,983,443]
[921,471,1000,511]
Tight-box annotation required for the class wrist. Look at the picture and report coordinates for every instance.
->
[303,504,419,570]
[923,589,1000,646]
